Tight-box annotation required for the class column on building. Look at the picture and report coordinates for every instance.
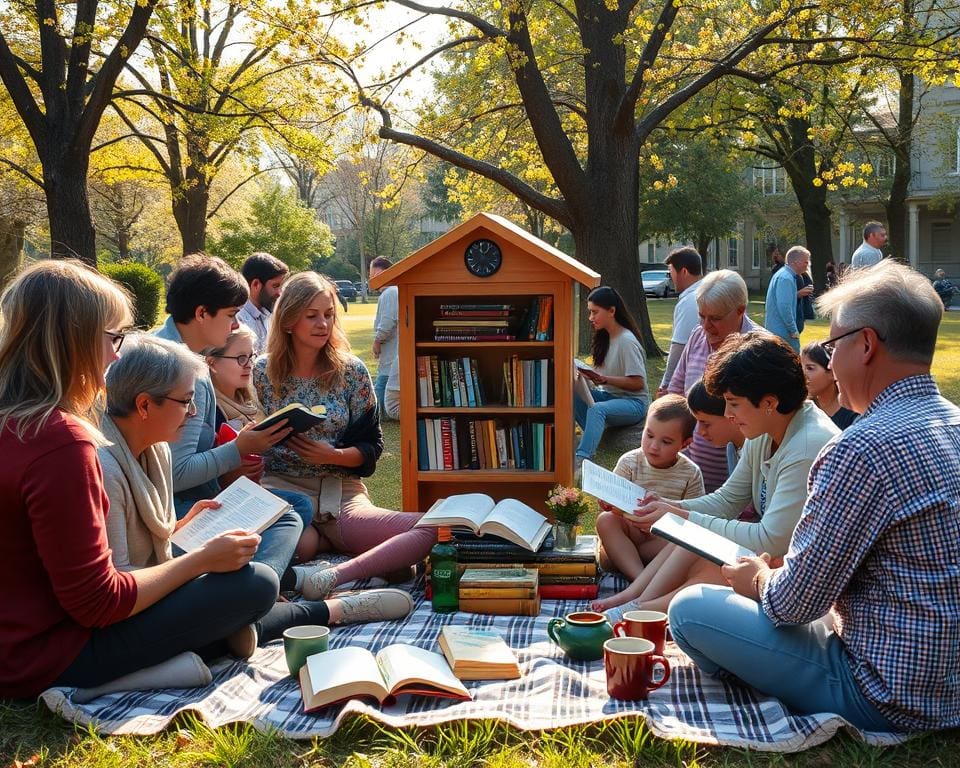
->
[908,202,920,270]
[837,209,850,264]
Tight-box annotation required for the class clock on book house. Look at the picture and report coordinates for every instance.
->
[464,238,502,277]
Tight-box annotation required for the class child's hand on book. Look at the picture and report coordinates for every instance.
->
[175,499,221,531]
[235,419,291,455]
[196,530,261,573]
[287,434,341,466]
[628,497,687,531]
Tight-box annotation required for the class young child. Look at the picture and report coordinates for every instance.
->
[592,394,704,611]
[686,379,744,475]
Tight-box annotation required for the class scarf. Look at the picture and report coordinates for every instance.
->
[214,389,264,428]
[100,415,176,567]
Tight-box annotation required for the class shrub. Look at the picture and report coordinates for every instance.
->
[102,262,165,329]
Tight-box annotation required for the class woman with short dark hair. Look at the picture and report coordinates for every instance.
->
[607,333,839,617]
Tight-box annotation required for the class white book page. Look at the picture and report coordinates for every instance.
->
[170,476,289,552]
[573,368,595,406]
[651,512,754,567]
[415,493,495,531]
[484,499,550,550]
[303,646,386,700]
[377,644,469,697]
[581,460,647,514]
[573,359,595,373]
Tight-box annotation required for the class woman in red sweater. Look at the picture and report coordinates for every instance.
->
[0,262,276,697]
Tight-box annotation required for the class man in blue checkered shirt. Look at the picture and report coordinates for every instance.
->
[669,260,960,732]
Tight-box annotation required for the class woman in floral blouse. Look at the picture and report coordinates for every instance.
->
[253,272,435,599]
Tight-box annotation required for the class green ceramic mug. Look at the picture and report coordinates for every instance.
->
[547,610,614,661]
[283,625,330,677]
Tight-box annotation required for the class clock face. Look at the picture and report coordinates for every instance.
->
[464,238,502,278]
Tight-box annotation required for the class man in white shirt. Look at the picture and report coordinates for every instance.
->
[236,252,289,354]
[369,256,399,417]
[657,247,703,396]
[849,221,887,269]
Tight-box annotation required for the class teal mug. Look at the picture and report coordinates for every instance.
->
[547,611,614,661]
[283,625,330,677]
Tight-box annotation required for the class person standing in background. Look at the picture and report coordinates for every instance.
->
[657,248,704,397]
[849,222,887,269]
[368,257,398,415]
[764,246,809,353]
[237,253,289,354]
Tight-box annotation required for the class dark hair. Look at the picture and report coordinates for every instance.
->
[240,252,288,285]
[685,379,725,417]
[165,253,249,323]
[800,341,830,369]
[663,247,702,277]
[647,394,696,440]
[704,332,807,413]
[369,256,393,271]
[587,286,645,367]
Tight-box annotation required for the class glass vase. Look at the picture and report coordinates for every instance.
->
[552,521,581,551]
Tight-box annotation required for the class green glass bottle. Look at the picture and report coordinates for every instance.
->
[430,527,459,613]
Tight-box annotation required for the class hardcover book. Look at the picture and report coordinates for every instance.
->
[416,494,551,552]
[437,627,521,681]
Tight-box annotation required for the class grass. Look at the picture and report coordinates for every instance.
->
[3,296,959,767]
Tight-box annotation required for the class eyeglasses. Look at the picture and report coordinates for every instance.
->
[820,327,885,359]
[211,353,257,367]
[159,395,198,416]
[104,330,126,352]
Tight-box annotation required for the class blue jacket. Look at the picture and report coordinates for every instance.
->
[764,265,800,351]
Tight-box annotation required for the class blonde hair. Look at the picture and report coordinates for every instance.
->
[0,260,133,438]
[266,272,351,390]
[204,325,258,403]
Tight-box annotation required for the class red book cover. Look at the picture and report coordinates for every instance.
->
[440,418,454,471]
[538,583,599,600]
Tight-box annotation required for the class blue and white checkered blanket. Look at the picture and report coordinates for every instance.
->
[40,573,906,751]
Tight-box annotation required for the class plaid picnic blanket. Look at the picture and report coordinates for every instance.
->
[40,572,907,752]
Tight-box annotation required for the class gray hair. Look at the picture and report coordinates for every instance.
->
[105,334,206,417]
[785,246,810,266]
[696,269,748,315]
[816,260,942,365]
[862,221,885,240]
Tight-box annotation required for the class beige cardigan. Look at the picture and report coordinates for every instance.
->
[678,401,839,556]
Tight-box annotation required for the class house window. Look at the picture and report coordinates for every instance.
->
[752,164,787,195]
[875,154,895,180]
[752,237,762,270]
[647,242,655,261]
[728,237,739,268]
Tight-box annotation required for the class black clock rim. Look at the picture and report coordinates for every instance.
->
[464,239,502,277]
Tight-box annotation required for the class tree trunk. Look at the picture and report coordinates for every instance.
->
[43,149,97,266]
[0,217,25,288]
[795,189,834,290]
[884,69,914,261]
[172,177,210,256]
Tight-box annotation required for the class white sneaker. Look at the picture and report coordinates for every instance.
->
[302,567,338,600]
[333,589,415,625]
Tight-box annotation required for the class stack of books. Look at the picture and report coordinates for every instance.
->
[416,355,486,407]
[516,295,554,341]
[433,304,517,342]
[416,417,554,471]
[457,567,541,616]
[454,534,601,600]
[503,356,552,407]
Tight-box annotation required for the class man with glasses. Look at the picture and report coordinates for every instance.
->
[669,260,960,733]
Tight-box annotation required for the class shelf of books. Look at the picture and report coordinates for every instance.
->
[370,212,600,516]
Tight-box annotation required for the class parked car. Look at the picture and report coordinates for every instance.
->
[641,269,675,298]
[334,279,358,302]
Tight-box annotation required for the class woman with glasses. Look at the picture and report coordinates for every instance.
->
[206,326,262,431]
[607,333,839,618]
[253,272,436,600]
[800,342,858,430]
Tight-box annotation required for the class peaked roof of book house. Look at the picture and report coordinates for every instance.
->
[369,212,601,289]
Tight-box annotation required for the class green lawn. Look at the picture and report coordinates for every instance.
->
[3,297,959,768]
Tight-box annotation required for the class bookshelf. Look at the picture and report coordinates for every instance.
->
[370,213,600,516]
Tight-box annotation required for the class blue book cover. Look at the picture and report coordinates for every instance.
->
[462,356,477,407]
[416,419,429,471]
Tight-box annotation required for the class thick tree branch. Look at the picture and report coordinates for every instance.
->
[0,34,44,144]
[384,0,506,39]
[618,0,678,126]
[0,157,44,189]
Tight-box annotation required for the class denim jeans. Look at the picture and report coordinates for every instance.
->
[272,488,314,529]
[374,373,389,417]
[668,584,898,732]
[574,389,648,459]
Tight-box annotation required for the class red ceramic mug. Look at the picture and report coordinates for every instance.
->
[613,610,668,655]
[603,637,670,700]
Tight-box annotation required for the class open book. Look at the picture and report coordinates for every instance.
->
[254,403,327,440]
[650,512,754,567]
[438,626,521,680]
[299,645,471,711]
[580,459,647,514]
[573,360,595,406]
[170,476,290,552]
[415,493,552,552]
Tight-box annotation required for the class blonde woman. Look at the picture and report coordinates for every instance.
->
[253,272,436,599]
[0,262,270,698]
[205,325,264,430]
